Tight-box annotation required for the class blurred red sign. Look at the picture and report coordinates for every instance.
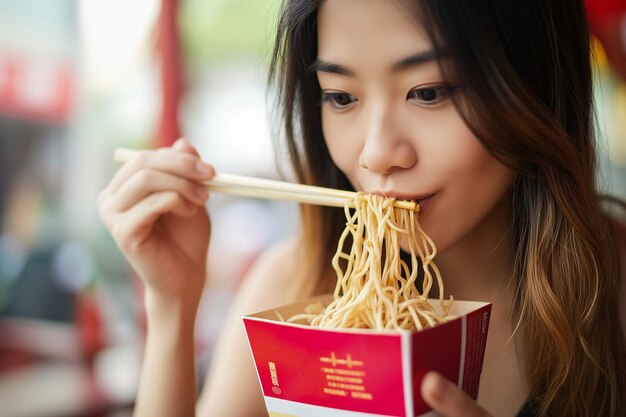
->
[0,55,73,124]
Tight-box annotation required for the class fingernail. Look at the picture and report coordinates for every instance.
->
[195,161,212,175]
[173,138,186,149]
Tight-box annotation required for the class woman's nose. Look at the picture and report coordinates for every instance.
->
[358,108,417,175]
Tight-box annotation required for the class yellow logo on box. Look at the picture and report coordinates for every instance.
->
[268,361,282,394]
[319,352,364,368]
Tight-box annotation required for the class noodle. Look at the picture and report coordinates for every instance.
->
[289,192,454,330]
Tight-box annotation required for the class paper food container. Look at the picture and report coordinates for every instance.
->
[243,295,492,417]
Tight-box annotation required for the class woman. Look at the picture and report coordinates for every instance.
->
[97,0,626,416]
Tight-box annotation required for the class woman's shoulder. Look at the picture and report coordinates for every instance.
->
[244,234,307,286]
[197,236,309,416]
[234,234,317,314]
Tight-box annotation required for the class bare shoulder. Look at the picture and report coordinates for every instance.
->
[232,234,316,315]
[197,235,315,417]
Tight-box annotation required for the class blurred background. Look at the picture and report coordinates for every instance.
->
[0,0,624,416]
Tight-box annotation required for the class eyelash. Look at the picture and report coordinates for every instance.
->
[320,85,455,110]
[406,85,455,106]
[319,92,356,109]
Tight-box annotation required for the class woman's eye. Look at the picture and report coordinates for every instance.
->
[407,86,452,106]
[320,92,357,109]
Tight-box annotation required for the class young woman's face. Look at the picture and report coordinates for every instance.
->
[316,0,514,252]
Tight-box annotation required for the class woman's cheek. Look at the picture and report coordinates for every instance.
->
[322,111,361,175]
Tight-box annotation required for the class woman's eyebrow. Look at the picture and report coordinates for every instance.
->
[310,49,447,76]
[309,60,354,76]
[392,49,447,72]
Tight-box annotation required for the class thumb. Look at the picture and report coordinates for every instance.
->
[421,371,491,417]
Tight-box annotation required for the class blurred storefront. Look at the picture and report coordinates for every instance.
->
[0,1,78,340]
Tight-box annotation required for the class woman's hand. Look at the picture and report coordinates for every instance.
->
[421,371,493,417]
[97,138,214,310]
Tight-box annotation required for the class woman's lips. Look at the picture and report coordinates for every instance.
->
[373,191,437,212]
[415,194,435,212]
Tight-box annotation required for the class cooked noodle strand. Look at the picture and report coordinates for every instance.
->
[288,193,454,330]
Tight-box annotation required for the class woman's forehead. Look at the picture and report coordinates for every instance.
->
[317,0,433,73]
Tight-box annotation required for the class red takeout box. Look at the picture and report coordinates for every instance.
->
[243,295,491,417]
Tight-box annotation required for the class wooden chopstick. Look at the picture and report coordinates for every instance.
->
[113,148,417,210]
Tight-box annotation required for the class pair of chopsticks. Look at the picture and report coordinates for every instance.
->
[114,148,418,211]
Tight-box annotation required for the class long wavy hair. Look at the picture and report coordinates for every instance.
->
[268,0,626,415]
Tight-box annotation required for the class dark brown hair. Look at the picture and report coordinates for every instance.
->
[269,1,626,415]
